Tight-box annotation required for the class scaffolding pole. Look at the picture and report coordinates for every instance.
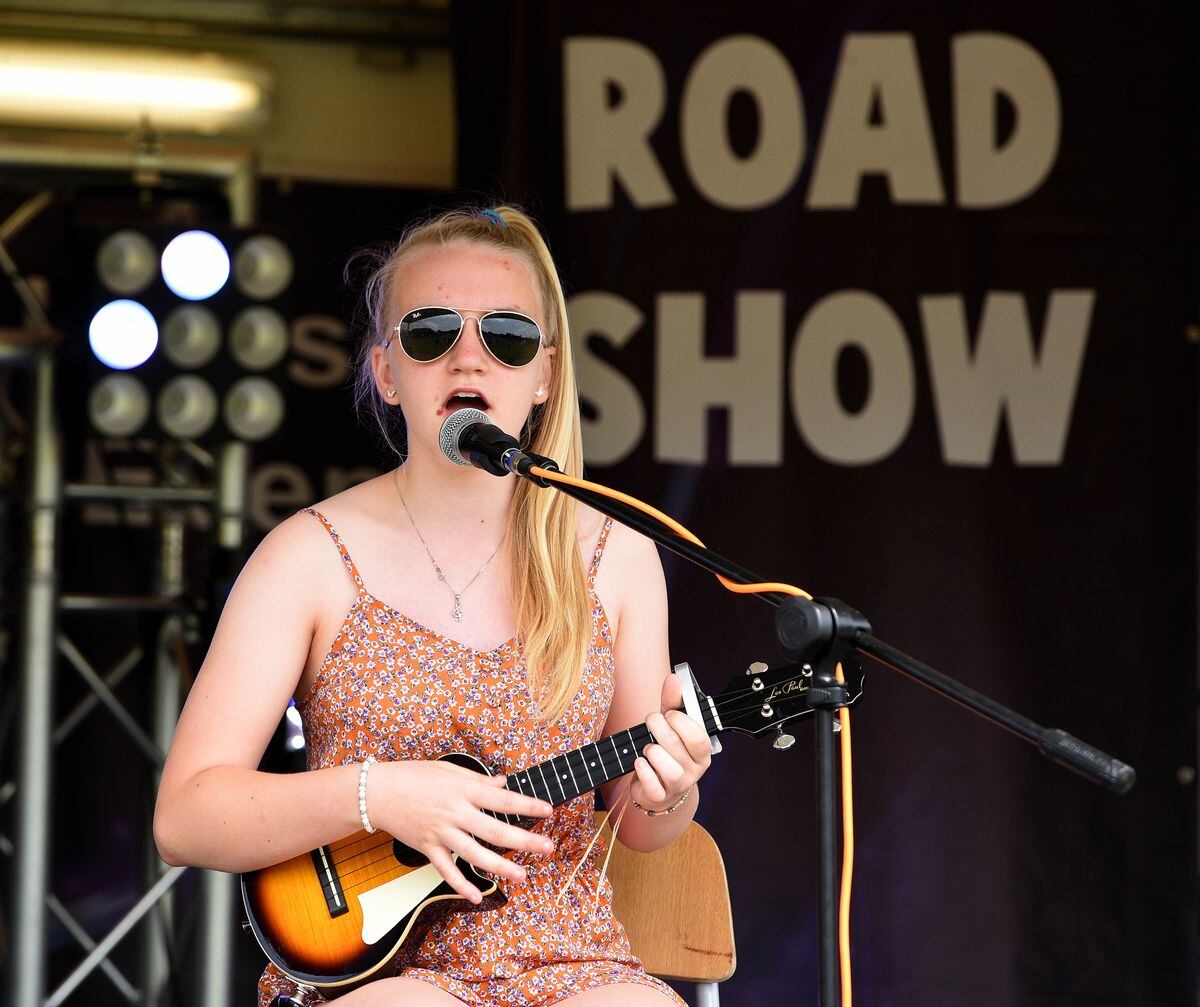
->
[10,352,62,1007]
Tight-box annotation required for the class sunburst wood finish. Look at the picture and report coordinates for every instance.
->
[241,753,499,994]
[240,661,861,995]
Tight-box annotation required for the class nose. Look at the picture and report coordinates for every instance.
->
[448,315,489,370]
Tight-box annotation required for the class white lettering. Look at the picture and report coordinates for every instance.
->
[919,290,1093,465]
[790,291,916,464]
[807,33,945,208]
[953,33,1061,208]
[680,35,804,210]
[570,292,648,466]
[656,292,784,464]
[564,37,675,211]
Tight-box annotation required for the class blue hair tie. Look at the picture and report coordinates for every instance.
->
[479,208,507,228]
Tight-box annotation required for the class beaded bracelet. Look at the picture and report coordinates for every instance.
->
[358,756,377,833]
[632,785,692,817]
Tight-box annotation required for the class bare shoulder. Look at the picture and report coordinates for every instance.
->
[303,470,390,536]
[245,505,337,598]
[579,501,665,634]
[233,473,384,618]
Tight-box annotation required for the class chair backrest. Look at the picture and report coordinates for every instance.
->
[596,812,736,983]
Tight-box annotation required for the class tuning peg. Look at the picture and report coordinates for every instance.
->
[801,664,813,678]
[746,661,768,676]
[773,725,796,751]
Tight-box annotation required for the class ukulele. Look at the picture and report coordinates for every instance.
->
[241,659,864,998]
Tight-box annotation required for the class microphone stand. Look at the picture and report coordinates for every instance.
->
[515,456,1136,1007]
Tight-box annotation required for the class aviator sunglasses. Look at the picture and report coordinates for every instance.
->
[387,305,544,368]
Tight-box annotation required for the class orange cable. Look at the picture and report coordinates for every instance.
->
[529,465,852,1001]
[836,661,854,1007]
[529,467,812,599]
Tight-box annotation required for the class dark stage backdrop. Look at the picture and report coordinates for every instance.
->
[7,4,1197,1005]
[445,3,1198,1005]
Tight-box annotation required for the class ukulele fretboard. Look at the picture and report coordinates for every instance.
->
[488,723,657,827]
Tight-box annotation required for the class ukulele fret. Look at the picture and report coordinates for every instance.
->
[562,752,581,798]
[536,762,554,803]
[589,742,608,786]
[576,748,596,788]
[609,736,626,775]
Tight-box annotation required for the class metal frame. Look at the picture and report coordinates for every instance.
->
[1,143,256,1007]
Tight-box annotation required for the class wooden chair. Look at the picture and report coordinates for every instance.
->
[597,813,736,1006]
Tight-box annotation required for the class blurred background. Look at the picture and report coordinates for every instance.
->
[0,1,1196,1005]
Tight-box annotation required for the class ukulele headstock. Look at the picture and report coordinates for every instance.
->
[711,659,864,739]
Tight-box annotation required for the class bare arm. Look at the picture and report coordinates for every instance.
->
[153,512,362,872]
[597,522,712,852]
[153,511,554,890]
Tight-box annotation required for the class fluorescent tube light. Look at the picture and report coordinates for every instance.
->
[0,41,269,133]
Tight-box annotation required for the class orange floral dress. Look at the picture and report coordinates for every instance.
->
[256,507,683,1007]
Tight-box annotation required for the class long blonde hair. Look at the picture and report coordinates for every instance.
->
[351,204,589,723]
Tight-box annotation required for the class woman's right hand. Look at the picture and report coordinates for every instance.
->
[368,760,555,903]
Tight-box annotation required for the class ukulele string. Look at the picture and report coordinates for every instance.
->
[328,687,812,881]
[529,464,856,1005]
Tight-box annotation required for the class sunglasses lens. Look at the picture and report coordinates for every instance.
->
[480,312,542,367]
[399,307,462,361]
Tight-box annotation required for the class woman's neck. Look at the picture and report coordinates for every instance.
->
[391,441,515,543]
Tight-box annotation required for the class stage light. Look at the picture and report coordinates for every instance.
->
[88,374,151,437]
[284,702,305,752]
[229,307,288,370]
[157,375,219,439]
[162,305,222,368]
[0,41,269,133]
[234,236,293,301]
[224,377,285,441]
[88,299,159,370]
[161,231,230,301]
[96,230,157,295]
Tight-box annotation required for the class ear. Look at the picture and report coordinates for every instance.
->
[535,344,556,404]
[371,342,399,403]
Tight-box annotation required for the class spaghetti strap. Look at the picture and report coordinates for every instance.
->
[300,507,365,592]
[586,516,614,587]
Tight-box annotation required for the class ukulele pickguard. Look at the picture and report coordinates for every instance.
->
[358,862,448,945]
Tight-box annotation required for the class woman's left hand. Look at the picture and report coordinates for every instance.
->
[629,672,712,813]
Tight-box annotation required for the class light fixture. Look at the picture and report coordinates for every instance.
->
[284,702,305,752]
[96,231,157,295]
[157,375,219,439]
[162,305,222,368]
[234,236,293,300]
[88,299,158,370]
[88,374,151,437]
[0,41,270,133]
[229,307,288,370]
[161,231,230,301]
[224,377,285,441]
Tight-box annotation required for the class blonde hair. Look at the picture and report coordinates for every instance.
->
[351,204,588,723]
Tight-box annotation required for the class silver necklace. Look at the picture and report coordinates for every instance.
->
[392,471,503,623]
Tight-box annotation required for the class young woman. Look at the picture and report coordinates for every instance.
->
[153,205,713,1006]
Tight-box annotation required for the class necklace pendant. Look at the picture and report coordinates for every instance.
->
[452,596,463,622]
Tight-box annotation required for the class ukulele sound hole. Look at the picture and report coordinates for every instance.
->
[392,838,427,868]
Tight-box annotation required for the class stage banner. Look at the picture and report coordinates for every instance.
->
[451,3,1197,1004]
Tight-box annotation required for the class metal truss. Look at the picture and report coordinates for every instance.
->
[1,146,260,1007]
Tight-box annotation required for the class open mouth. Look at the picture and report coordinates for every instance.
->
[442,391,489,413]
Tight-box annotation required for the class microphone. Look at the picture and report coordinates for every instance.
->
[439,407,549,479]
